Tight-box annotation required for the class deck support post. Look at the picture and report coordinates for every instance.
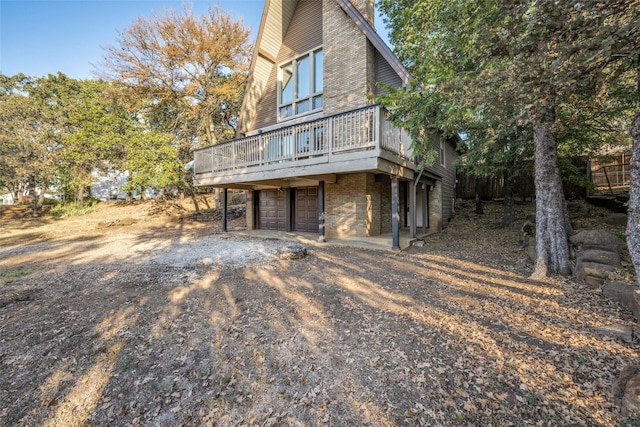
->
[318,181,326,243]
[222,188,228,232]
[410,180,417,238]
[422,183,428,234]
[285,188,292,232]
[392,176,400,250]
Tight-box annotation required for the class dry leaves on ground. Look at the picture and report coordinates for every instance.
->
[0,199,638,426]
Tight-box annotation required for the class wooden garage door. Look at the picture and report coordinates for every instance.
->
[259,190,286,230]
[294,187,318,232]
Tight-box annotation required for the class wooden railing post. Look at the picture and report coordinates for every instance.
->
[375,105,381,152]
[232,141,236,170]
[328,116,333,161]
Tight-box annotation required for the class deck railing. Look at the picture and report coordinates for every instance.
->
[194,105,411,174]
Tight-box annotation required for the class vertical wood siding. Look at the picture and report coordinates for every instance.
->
[374,50,403,94]
[277,0,322,63]
[425,134,458,228]
[250,0,323,131]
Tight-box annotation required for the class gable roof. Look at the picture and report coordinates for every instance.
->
[238,0,411,134]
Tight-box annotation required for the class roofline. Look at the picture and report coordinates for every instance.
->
[334,0,412,87]
[236,0,274,137]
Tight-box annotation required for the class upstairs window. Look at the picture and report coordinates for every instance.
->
[279,48,323,121]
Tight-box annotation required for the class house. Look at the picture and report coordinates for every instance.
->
[193,0,458,248]
[1,192,15,205]
[91,168,158,201]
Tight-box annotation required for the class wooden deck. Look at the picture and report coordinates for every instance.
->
[194,105,415,187]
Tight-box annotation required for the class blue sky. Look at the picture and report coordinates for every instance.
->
[0,0,390,80]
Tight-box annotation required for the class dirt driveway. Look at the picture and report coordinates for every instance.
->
[1,200,638,426]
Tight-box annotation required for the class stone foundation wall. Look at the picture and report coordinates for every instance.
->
[245,190,255,230]
[325,173,392,238]
[326,173,367,237]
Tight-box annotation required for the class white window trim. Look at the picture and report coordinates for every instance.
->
[439,136,446,168]
[277,46,323,122]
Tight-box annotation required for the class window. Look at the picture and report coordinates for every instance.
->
[279,48,323,121]
[439,136,445,167]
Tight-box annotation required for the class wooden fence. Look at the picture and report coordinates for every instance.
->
[590,153,631,193]
[456,159,590,200]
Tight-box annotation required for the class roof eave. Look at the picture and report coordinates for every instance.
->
[334,0,412,87]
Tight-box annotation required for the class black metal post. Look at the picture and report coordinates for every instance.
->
[392,177,400,250]
[318,181,325,242]
[422,183,428,234]
[222,188,228,232]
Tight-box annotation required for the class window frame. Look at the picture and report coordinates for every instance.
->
[277,47,323,122]
[439,136,446,167]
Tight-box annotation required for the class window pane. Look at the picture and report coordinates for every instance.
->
[296,99,310,115]
[280,105,292,119]
[281,63,293,104]
[313,95,323,110]
[314,50,323,93]
[297,55,310,99]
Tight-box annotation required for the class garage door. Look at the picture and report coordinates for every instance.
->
[259,190,286,230]
[294,187,318,232]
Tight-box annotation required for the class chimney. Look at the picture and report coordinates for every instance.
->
[350,0,375,28]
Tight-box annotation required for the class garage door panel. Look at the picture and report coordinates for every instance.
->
[259,190,286,230]
[294,187,318,232]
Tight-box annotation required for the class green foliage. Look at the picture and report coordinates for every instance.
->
[378,0,639,176]
[2,6,252,214]
[0,267,41,284]
[0,73,183,210]
[121,131,179,194]
[99,4,252,199]
[49,200,98,218]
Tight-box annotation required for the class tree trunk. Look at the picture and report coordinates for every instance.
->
[502,168,515,228]
[189,189,200,212]
[531,120,571,278]
[28,175,38,216]
[77,188,84,208]
[474,176,483,214]
[215,188,221,210]
[37,182,45,211]
[627,111,640,285]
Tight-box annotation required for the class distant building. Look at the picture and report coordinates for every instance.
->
[91,169,157,201]
[1,192,15,205]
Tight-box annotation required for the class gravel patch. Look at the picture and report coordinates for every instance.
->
[150,235,290,268]
[0,234,297,269]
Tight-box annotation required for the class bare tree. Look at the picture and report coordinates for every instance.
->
[98,3,252,206]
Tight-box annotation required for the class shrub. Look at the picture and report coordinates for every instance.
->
[50,200,98,218]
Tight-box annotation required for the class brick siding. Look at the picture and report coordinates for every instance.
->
[322,0,375,116]
[325,172,394,238]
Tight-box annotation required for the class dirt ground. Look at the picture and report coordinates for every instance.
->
[1,197,639,426]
